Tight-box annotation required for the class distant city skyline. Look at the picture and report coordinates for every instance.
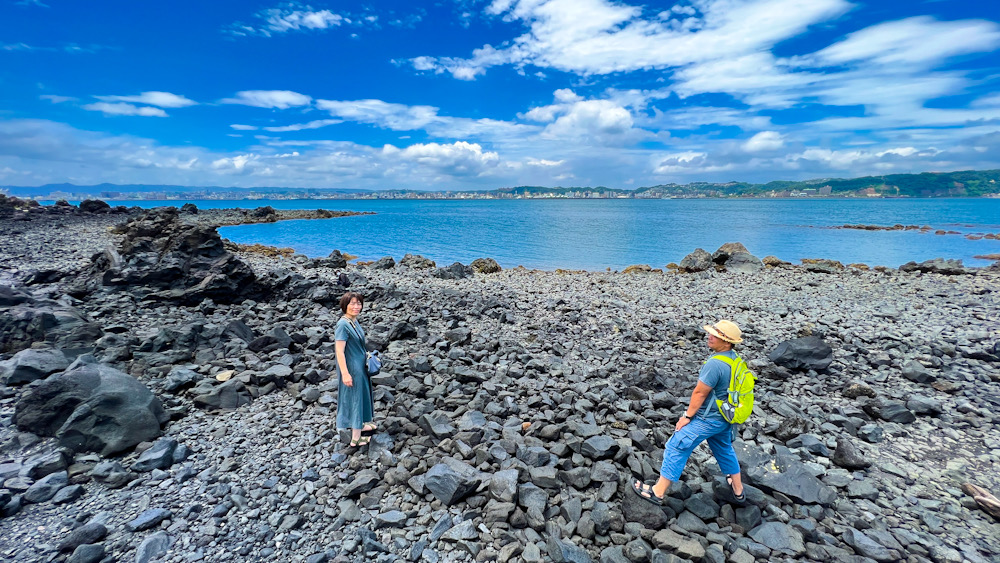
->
[2,0,1000,190]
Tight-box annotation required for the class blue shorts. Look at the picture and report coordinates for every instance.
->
[659,416,741,481]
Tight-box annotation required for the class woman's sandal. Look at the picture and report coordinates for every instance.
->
[348,435,372,448]
[631,480,664,506]
[727,475,746,504]
[361,423,377,435]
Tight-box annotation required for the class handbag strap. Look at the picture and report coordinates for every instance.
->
[343,317,367,350]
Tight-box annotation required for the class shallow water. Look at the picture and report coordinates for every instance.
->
[109,198,1000,270]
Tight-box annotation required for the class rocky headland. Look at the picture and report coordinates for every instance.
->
[1,202,999,563]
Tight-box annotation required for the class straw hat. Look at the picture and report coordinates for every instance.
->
[703,320,743,344]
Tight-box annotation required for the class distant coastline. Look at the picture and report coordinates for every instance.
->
[4,168,1000,201]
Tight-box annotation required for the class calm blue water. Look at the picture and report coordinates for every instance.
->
[103,199,1000,270]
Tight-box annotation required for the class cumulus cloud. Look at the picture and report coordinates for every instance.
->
[383,141,500,176]
[743,131,784,152]
[95,91,197,108]
[222,90,313,109]
[82,102,168,117]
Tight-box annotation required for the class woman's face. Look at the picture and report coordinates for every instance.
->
[347,298,363,316]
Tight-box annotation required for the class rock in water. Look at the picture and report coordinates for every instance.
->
[13,363,167,455]
[768,336,833,371]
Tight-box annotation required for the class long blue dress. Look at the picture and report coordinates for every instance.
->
[334,317,374,430]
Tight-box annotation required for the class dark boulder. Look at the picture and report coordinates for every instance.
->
[0,286,103,355]
[91,207,256,305]
[425,458,482,506]
[13,362,167,456]
[180,203,198,214]
[433,262,473,280]
[399,253,436,269]
[768,336,833,372]
[832,436,871,469]
[310,250,347,269]
[712,242,749,264]
[679,248,713,272]
[899,258,968,275]
[192,378,252,410]
[470,258,501,274]
[371,256,396,270]
[725,252,764,274]
[78,199,111,213]
[0,348,70,385]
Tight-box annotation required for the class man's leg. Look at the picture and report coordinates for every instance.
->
[642,420,708,498]
[706,426,743,495]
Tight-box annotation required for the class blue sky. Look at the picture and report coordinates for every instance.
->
[2,0,999,190]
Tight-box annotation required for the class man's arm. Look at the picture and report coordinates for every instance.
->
[676,381,715,431]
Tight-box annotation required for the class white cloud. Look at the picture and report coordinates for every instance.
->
[743,131,784,152]
[222,90,313,109]
[95,91,196,108]
[526,158,565,167]
[227,3,349,37]
[413,0,852,78]
[212,154,259,172]
[384,141,501,176]
[316,99,440,130]
[2,42,35,51]
[263,119,342,132]
[230,124,259,131]
[15,0,48,7]
[82,102,168,117]
[40,94,76,104]
[813,17,1000,67]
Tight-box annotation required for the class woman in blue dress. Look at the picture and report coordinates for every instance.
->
[334,291,375,447]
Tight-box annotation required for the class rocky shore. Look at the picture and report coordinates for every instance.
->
[1,202,999,563]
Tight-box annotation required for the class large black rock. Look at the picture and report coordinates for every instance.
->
[0,286,103,355]
[13,362,167,455]
[768,336,833,372]
[424,458,482,506]
[91,207,255,304]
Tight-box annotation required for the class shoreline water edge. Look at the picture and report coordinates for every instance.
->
[1,200,999,562]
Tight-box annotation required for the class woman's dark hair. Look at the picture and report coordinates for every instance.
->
[339,292,364,313]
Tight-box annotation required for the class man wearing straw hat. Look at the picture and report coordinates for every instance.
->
[632,319,746,506]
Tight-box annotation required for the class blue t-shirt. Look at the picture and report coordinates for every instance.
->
[697,350,737,421]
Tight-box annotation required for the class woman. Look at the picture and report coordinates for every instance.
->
[335,291,376,447]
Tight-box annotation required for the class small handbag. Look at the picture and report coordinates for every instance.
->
[366,350,382,376]
[346,318,381,376]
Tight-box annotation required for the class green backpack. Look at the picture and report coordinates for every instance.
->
[710,353,756,424]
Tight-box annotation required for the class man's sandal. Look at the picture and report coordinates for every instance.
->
[727,475,746,504]
[631,481,664,506]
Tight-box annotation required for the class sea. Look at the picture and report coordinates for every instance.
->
[100,198,1000,271]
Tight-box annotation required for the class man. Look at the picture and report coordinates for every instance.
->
[632,319,746,505]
